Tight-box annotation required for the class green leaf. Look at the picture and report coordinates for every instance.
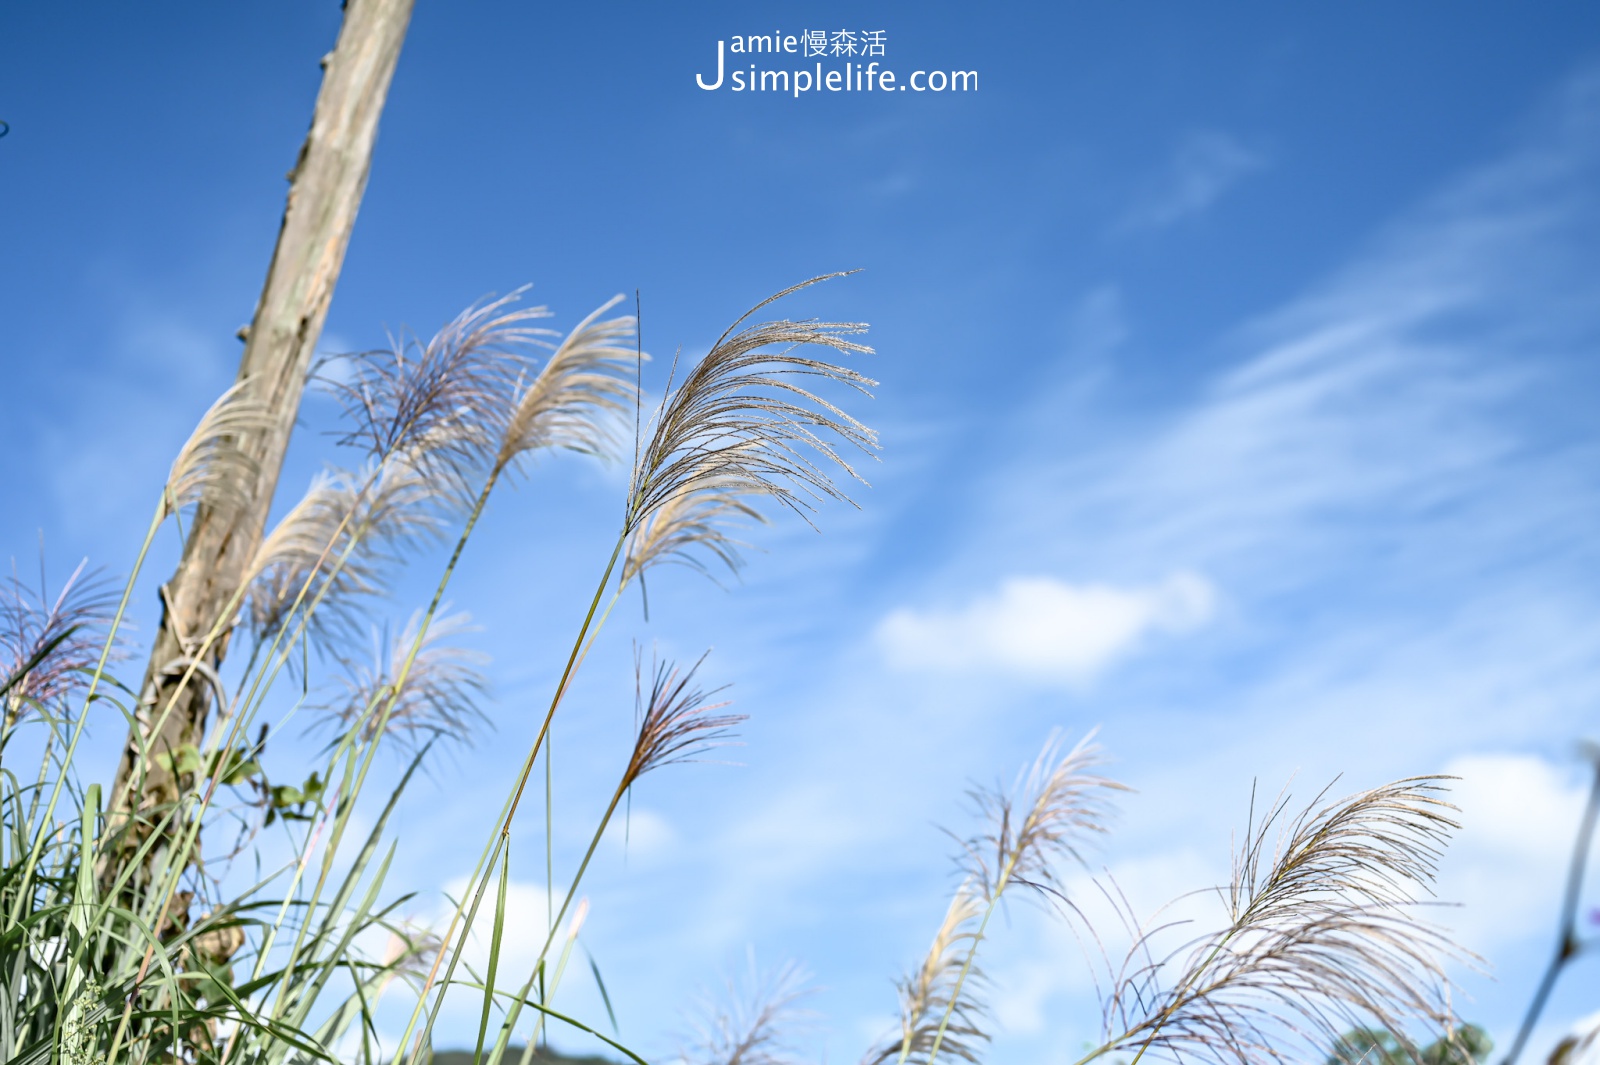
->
[271,784,305,808]
[155,743,203,776]
[221,757,261,786]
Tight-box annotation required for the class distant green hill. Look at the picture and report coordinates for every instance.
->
[428,1050,618,1065]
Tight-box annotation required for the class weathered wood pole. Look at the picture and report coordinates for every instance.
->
[108,0,416,854]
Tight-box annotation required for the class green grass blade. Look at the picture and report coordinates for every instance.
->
[585,944,619,1036]
[473,845,512,1065]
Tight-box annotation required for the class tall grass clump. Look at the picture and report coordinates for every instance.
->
[856,746,1479,1065]
[0,277,880,1065]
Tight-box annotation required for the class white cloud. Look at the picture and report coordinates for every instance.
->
[1119,130,1266,232]
[875,573,1215,682]
[603,805,679,863]
[1437,751,1592,952]
[434,875,557,991]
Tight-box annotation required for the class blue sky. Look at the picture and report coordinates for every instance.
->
[3,3,1600,1063]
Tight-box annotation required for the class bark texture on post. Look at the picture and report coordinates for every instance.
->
[109,0,416,842]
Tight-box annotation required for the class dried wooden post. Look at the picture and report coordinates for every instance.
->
[108,0,416,869]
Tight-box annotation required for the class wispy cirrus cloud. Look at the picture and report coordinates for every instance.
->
[1117,129,1267,232]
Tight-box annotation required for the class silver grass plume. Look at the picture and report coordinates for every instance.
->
[867,733,1122,1065]
[327,290,554,482]
[681,959,815,1065]
[377,919,447,993]
[864,887,990,1065]
[623,652,745,791]
[495,294,640,472]
[1,557,119,724]
[1100,777,1468,1065]
[322,609,488,748]
[163,381,272,519]
[957,730,1124,907]
[243,453,441,647]
[623,274,877,587]
[620,482,764,587]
